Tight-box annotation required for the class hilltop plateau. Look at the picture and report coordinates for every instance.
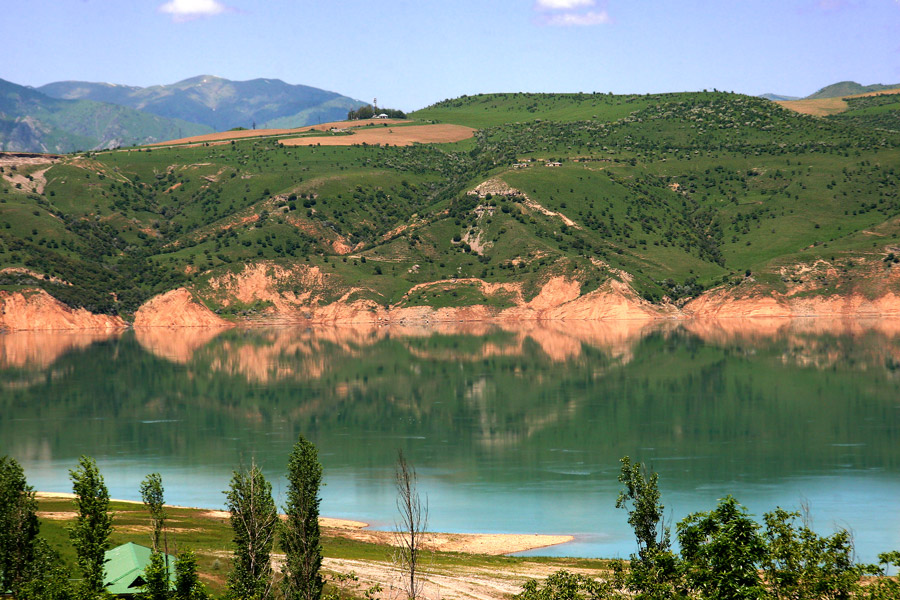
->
[2,89,900,329]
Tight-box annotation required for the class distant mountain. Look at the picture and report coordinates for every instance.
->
[0,78,212,153]
[759,93,800,101]
[39,75,367,131]
[806,81,900,100]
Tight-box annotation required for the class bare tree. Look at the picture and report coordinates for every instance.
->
[393,450,428,600]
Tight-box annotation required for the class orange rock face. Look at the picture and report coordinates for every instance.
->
[133,288,231,328]
[0,289,127,331]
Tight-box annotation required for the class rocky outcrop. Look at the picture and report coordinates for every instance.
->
[0,289,127,331]
[133,288,231,328]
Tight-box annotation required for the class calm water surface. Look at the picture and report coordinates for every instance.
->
[1,320,899,562]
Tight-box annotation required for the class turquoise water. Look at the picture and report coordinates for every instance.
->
[1,321,899,562]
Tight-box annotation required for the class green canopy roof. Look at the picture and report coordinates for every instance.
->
[103,542,175,596]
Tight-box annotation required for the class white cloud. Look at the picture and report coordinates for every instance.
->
[535,0,595,9]
[159,0,229,21]
[543,10,611,25]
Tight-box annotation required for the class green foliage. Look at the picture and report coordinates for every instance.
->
[140,550,170,600]
[762,507,863,600]
[348,105,406,120]
[614,458,679,599]
[68,456,112,598]
[515,570,621,600]
[225,461,278,600]
[140,473,167,552]
[616,456,669,558]
[14,539,76,600]
[0,455,41,596]
[677,496,768,600]
[857,552,900,600]
[174,550,210,600]
[281,434,325,600]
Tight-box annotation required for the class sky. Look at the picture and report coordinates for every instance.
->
[3,0,900,111]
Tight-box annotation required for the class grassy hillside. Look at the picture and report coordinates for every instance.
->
[806,80,900,99]
[2,90,900,317]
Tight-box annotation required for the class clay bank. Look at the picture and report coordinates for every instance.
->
[5,258,900,331]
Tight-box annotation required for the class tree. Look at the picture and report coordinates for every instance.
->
[141,550,170,600]
[616,456,669,559]
[614,456,679,600]
[677,496,767,600]
[761,507,862,600]
[0,456,41,597]
[174,550,210,600]
[225,461,278,600]
[281,434,324,600]
[15,540,75,600]
[69,456,113,598]
[394,450,428,600]
[140,473,167,553]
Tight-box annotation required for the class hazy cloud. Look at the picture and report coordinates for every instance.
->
[159,0,229,21]
[535,0,595,9]
[543,10,611,25]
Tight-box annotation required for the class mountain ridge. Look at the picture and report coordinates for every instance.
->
[38,75,367,132]
[0,78,212,153]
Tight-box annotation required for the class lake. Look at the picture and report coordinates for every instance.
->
[1,318,899,563]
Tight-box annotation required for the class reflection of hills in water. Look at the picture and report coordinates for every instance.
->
[5,318,900,378]
[2,318,900,484]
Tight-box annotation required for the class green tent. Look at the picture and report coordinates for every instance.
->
[103,542,175,596]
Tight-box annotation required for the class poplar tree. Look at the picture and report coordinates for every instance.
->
[0,455,40,596]
[69,456,112,597]
[281,434,324,600]
[225,461,277,600]
[140,473,167,553]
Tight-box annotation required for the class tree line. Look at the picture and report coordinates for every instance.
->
[0,437,426,600]
[5,447,898,600]
[346,106,406,120]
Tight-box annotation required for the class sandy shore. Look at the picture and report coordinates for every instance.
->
[36,493,573,556]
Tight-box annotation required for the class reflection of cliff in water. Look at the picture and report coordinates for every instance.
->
[2,319,900,486]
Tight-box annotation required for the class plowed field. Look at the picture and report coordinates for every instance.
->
[280,124,475,146]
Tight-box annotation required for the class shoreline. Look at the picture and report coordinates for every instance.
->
[35,492,575,556]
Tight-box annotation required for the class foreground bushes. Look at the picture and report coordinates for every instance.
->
[517,457,900,600]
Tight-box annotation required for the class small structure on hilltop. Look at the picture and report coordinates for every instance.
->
[104,542,175,597]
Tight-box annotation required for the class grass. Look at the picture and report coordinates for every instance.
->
[35,496,610,598]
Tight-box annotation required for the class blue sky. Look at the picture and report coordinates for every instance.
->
[4,0,899,110]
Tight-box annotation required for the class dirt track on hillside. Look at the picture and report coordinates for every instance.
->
[147,119,411,146]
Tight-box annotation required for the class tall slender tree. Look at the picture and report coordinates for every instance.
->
[225,460,277,600]
[281,434,324,600]
[0,456,40,596]
[69,456,112,598]
[140,473,167,553]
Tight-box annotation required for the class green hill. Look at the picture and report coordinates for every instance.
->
[2,90,899,318]
[806,81,900,99]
